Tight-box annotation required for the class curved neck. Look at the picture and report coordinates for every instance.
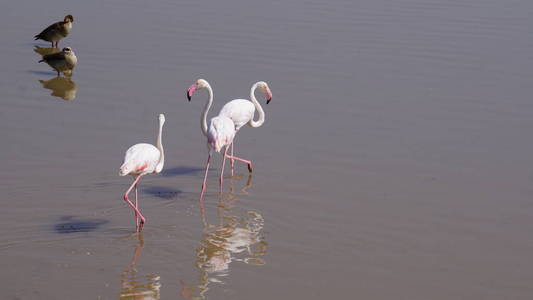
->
[155,119,164,173]
[201,84,214,136]
[249,83,265,128]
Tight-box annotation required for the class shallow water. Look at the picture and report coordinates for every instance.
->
[1,0,533,298]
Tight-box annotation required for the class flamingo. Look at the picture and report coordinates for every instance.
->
[218,81,272,175]
[187,79,236,200]
[119,114,165,232]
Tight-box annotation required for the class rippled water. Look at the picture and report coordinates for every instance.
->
[1,0,533,298]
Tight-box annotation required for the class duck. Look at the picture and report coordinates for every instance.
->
[34,15,74,48]
[39,47,77,76]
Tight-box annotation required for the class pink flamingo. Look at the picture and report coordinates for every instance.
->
[219,81,272,175]
[187,79,236,200]
[119,114,165,232]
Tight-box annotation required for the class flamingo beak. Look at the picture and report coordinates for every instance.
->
[266,89,273,104]
[187,84,197,101]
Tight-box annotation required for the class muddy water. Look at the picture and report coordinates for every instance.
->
[1,0,533,298]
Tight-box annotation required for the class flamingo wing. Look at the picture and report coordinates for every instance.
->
[219,99,255,131]
[120,143,160,175]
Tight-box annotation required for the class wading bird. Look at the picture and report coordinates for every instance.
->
[219,81,272,175]
[187,79,236,200]
[119,114,165,232]
[38,47,77,76]
[34,15,74,48]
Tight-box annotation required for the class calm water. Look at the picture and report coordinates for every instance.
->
[1,0,533,298]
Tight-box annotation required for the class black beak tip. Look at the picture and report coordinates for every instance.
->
[187,93,191,101]
[267,98,272,104]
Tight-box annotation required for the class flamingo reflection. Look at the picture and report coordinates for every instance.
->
[120,234,161,300]
[180,175,268,299]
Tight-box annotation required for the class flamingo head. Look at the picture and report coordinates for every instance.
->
[257,81,272,104]
[159,113,165,125]
[64,15,74,23]
[187,78,209,101]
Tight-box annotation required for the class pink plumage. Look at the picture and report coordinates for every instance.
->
[187,79,237,200]
[119,143,161,176]
[218,81,272,175]
[207,116,236,153]
[119,114,165,232]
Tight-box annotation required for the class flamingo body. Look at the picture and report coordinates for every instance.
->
[120,143,162,176]
[219,99,255,131]
[207,116,236,153]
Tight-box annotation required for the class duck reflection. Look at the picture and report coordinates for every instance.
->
[38,76,77,100]
[180,175,268,299]
[120,234,161,300]
[33,46,61,56]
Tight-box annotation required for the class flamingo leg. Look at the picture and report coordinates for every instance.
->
[134,182,139,232]
[220,146,230,193]
[225,154,253,172]
[200,153,212,202]
[230,142,235,176]
[123,175,146,232]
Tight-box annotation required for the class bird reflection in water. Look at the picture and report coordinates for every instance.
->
[180,175,268,299]
[120,234,161,300]
[38,76,77,100]
[34,45,61,56]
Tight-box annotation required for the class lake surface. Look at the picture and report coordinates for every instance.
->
[1,0,533,298]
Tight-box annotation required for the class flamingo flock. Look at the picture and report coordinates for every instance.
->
[119,80,273,232]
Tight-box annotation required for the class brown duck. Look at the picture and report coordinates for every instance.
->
[39,47,78,76]
[34,15,74,48]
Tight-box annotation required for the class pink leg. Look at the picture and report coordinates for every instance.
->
[200,153,212,202]
[134,183,139,232]
[225,154,253,172]
[123,175,146,232]
[219,146,230,193]
[230,142,235,176]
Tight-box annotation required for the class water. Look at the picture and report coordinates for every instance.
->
[1,0,533,298]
